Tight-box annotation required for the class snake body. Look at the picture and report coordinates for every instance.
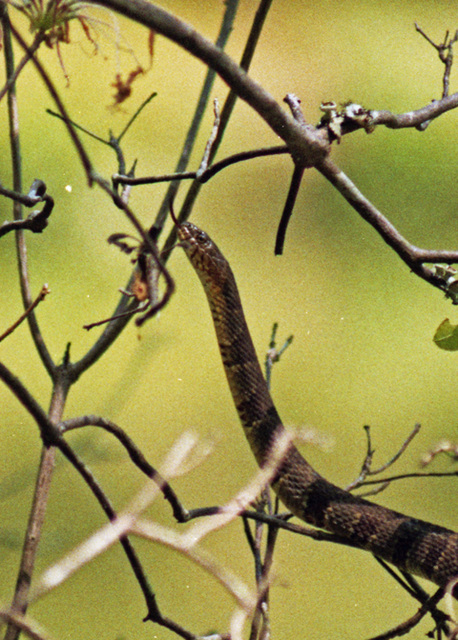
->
[178,221,458,596]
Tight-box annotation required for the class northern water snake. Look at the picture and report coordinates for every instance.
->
[178,220,458,597]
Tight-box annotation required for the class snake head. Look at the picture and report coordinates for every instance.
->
[177,222,228,287]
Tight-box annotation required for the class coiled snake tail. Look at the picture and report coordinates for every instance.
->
[178,221,458,597]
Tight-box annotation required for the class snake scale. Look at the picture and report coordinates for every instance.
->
[178,221,458,597]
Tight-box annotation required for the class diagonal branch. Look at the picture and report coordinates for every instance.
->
[0,361,162,624]
[61,415,189,522]
[89,0,329,167]
[317,156,458,296]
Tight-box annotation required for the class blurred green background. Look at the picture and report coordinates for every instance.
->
[0,1,457,638]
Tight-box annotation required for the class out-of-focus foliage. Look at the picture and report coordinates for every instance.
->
[0,2,457,639]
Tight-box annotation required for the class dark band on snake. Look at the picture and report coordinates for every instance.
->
[178,220,458,597]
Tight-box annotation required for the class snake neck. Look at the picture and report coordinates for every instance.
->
[202,262,286,462]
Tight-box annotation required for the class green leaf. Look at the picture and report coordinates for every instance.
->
[433,319,458,351]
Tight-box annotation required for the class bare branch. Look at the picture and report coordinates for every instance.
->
[371,93,458,129]
[0,4,55,377]
[112,145,288,189]
[0,284,50,342]
[89,0,329,167]
[415,23,458,98]
[346,424,422,492]
[0,180,54,238]
[317,156,458,297]
[61,414,189,522]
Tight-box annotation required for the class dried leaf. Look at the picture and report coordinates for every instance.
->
[107,233,138,255]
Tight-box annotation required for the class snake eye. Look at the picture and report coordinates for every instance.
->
[195,230,209,244]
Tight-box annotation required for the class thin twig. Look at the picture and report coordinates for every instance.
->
[150,0,241,237]
[0,284,50,342]
[187,505,355,547]
[46,108,111,145]
[196,98,220,177]
[365,584,448,640]
[264,323,293,390]
[347,424,421,491]
[112,145,288,189]
[46,89,158,152]
[0,31,44,102]
[79,2,240,335]
[354,469,458,486]
[159,0,286,260]
[274,163,305,255]
[0,4,55,376]
[73,176,174,351]
[274,94,311,254]
[370,93,458,129]
[415,23,458,99]
[0,360,166,626]
[61,415,189,522]
[117,90,158,143]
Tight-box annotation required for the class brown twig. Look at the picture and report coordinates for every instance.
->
[0,284,50,343]
[415,23,458,99]
[112,145,288,189]
[0,361,165,627]
[0,179,54,238]
[354,469,458,487]
[61,415,189,522]
[0,4,55,378]
[370,93,458,129]
[366,585,448,640]
[316,156,458,298]
[346,424,422,492]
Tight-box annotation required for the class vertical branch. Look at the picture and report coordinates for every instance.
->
[151,0,240,236]
[4,448,57,640]
[0,8,60,636]
[161,0,275,259]
[0,4,54,374]
[274,164,305,255]
[3,374,71,640]
[8,21,93,185]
